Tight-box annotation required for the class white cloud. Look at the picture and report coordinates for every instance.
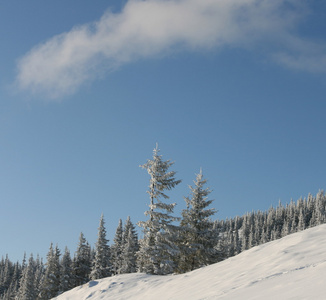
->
[272,35,326,73]
[15,0,326,99]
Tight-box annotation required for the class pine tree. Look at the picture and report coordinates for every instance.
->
[123,216,138,250]
[111,219,123,275]
[73,233,92,286]
[17,254,37,300]
[233,227,241,255]
[281,220,291,237]
[137,145,181,275]
[120,216,138,274]
[39,244,61,299]
[316,190,326,225]
[241,214,251,249]
[90,215,111,280]
[120,217,139,274]
[0,255,13,297]
[179,170,217,272]
[59,247,73,293]
[9,261,22,299]
[298,208,305,231]
[33,255,44,298]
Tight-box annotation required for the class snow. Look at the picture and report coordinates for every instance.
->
[53,224,326,300]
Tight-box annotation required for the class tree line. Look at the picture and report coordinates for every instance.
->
[1,145,326,299]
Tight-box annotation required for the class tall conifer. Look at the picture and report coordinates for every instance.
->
[90,215,111,280]
[179,170,217,272]
[111,219,123,275]
[137,145,181,275]
[73,233,91,286]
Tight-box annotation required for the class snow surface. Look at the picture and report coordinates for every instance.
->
[53,225,326,300]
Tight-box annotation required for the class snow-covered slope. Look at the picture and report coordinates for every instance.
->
[53,225,326,300]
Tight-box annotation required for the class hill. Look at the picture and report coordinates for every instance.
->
[53,224,326,299]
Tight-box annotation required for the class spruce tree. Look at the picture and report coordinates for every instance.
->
[120,216,138,274]
[315,190,326,225]
[32,255,44,298]
[73,233,92,286]
[179,170,217,272]
[59,247,73,293]
[298,208,305,231]
[137,145,181,275]
[0,255,12,297]
[9,261,22,299]
[90,215,111,280]
[123,216,138,249]
[111,219,123,275]
[17,255,36,300]
[120,217,139,274]
[39,244,61,300]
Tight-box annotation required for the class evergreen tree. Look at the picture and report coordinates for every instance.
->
[248,224,255,248]
[315,190,326,225]
[9,261,22,299]
[33,255,44,299]
[111,219,123,275]
[281,220,291,237]
[90,215,111,280]
[137,145,181,275]
[120,216,138,274]
[73,233,92,286]
[0,255,12,297]
[39,244,61,300]
[123,216,138,250]
[298,208,305,231]
[59,247,73,293]
[21,253,27,271]
[120,217,139,274]
[17,254,36,300]
[179,170,217,272]
[233,228,241,255]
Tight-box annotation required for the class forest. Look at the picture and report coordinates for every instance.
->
[1,146,325,300]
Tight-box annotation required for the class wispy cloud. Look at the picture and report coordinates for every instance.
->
[15,0,326,99]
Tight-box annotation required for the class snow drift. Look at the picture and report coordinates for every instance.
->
[53,224,326,299]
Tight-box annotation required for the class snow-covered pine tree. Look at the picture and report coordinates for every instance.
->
[90,215,111,280]
[59,247,73,294]
[0,255,13,297]
[111,219,123,275]
[315,190,326,225]
[178,169,217,273]
[248,224,256,248]
[233,227,241,255]
[120,217,138,274]
[7,261,22,299]
[73,233,92,286]
[123,216,138,250]
[298,208,305,231]
[17,254,37,300]
[0,257,21,299]
[38,244,61,300]
[33,255,44,298]
[137,145,181,275]
[281,220,291,237]
[120,217,139,274]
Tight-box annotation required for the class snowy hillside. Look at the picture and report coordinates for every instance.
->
[53,224,326,300]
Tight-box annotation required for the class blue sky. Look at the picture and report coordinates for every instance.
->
[1,0,326,261]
